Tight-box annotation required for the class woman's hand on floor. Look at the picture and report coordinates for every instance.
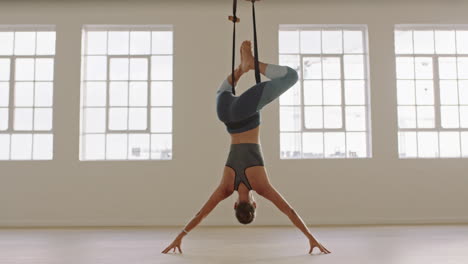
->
[162,236,183,254]
[309,238,331,254]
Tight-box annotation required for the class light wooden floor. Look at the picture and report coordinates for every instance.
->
[0,225,467,264]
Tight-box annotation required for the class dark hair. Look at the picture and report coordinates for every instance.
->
[235,202,256,225]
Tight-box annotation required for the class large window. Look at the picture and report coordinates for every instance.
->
[395,25,468,158]
[279,25,371,159]
[0,26,55,160]
[80,25,173,161]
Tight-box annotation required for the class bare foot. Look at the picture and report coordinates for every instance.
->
[240,41,254,73]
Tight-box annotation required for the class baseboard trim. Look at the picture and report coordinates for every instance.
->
[1,217,468,228]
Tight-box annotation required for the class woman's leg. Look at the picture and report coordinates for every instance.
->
[217,67,245,95]
[224,41,299,120]
[255,63,299,111]
[231,63,298,119]
[241,41,299,111]
[217,41,254,95]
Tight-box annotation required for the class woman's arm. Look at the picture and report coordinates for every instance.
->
[162,186,232,254]
[260,185,313,238]
[183,186,232,233]
[259,185,331,254]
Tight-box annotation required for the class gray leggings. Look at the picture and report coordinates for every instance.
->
[216,64,299,134]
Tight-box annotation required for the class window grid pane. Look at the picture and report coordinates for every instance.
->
[279,25,371,159]
[0,26,55,161]
[80,25,173,161]
[395,26,468,158]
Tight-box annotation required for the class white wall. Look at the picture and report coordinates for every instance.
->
[1,0,468,227]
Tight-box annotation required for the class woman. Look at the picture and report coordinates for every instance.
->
[162,41,330,255]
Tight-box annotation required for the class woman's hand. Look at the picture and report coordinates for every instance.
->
[309,238,331,254]
[162,236,183,254]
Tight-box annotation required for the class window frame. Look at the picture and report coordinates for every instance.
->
[0,25,56,161]
[79,25,174,161]
[395,24,468,159]
[279,24,372,159]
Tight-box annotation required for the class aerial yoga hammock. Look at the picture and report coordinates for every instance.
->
[162,0,331,255]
